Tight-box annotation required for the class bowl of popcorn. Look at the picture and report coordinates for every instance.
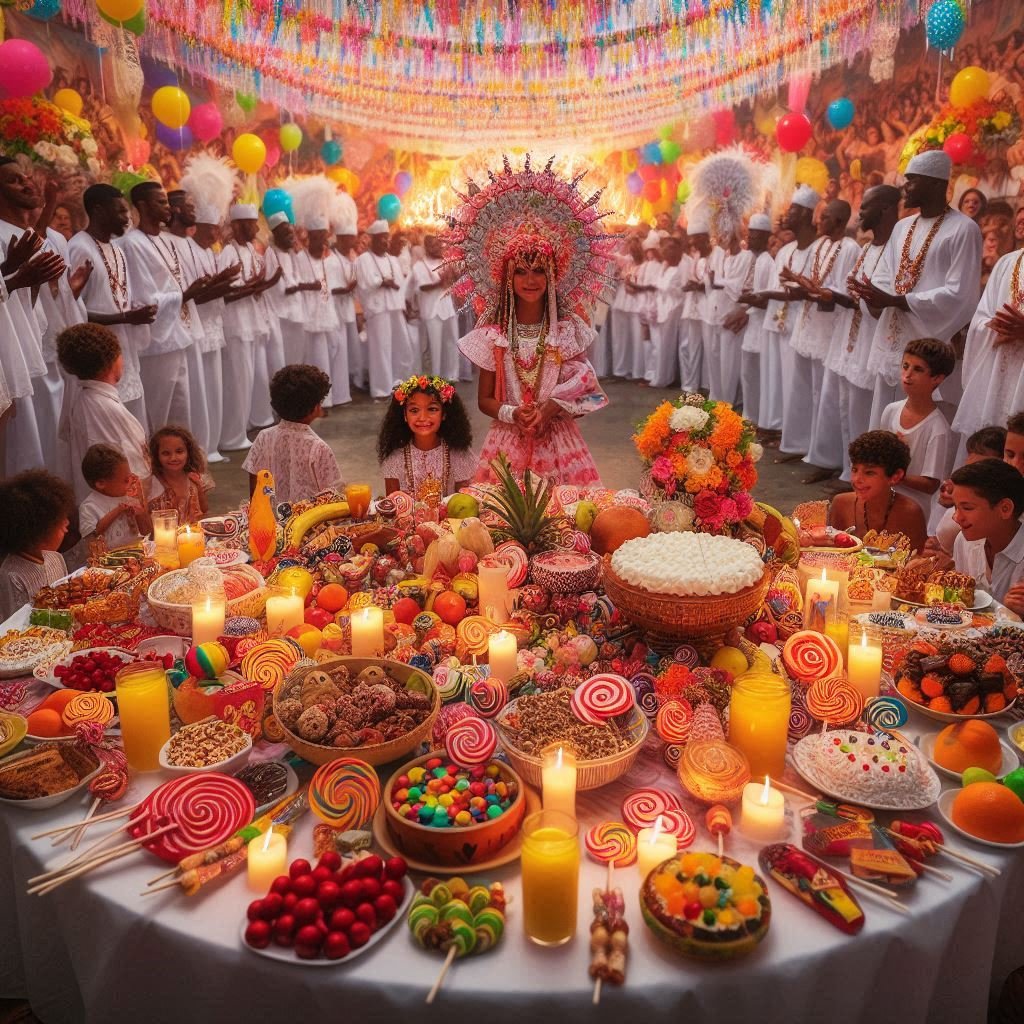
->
[601,532,768,640]
[158,718,252,775]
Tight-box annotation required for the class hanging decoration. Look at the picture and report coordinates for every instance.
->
[925,0,964,51]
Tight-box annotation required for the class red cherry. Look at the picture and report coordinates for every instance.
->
[291,874,317,899]
[282,892,298,911]
[323,931,351,960]
[289,858,312,879]
[348,922,371,949]
[293,898,320,924]
[683,901,702,921]
[381,879,404,902]
[318,851,342,872]
[317,881,341,910]
[384,856,407,881]
[338,864,358,883]
[246,900,265,922]
[273,914,296,946]
[340,880,364,908]
[359,878,381,902]
[311,865,333,884]
[245,920,272,948]
[355,854,383,878]
[374,894,397,924]
[294,925,323,957]
[329,907,355,932]
[261,892,284,918]
[355,902,376,928]
[270,875,292,896]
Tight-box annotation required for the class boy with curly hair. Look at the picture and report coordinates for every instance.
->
[57,323,151,502]
[243,365,344,503]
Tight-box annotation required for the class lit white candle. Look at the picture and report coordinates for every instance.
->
[541,745,577,819]
[265,588,305,638]
[740,776,786,842]
[176,525,206,567]
[351,606,384,658]
[637,815,677,879]
[487,629,518,683]
[247,827,288,892]
[191,594,225,646]
[847,630,883,701]
[804,568,840,631]
[152,509,179,569]
[478,562,510,624]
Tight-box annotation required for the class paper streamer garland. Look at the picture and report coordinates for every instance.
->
[128,772,256,864]
[309,757,381,830]
[782,631,843,684]
[571,673,635,724]
[584,821,638,866]
[445,716,498,767]
[806,677,864,726]
[621,788,683,831]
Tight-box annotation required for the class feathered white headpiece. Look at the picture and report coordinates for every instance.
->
[288,175,337,231]
[329,189,358,235]
[690,147,765,244]
[179,154,237,226]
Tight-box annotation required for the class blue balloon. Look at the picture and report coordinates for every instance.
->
[27,0,61,21]
[377,193,402,223]
[142,59,179,90]
[262,188,294,223]
[826,97,855,130]
[925,0,964,51]
[320,140,342,165]
[640,141,663,165]
[156,123,193,151]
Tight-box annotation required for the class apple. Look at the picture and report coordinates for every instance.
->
[304,606,334,630]
[445,494,479,519]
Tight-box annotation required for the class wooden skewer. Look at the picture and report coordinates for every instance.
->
[769,777,820,802]
[592,860,615,1006]
[28,825,129,885]
[717,831,724,859]
[880,829,1000,876]
[914,861,953,882]
[425,946,457,1005]
[31,803,139,840]
[69,798,102,852]
[140,878,182,897]
[146,865,180,887]
[828,866,909,914]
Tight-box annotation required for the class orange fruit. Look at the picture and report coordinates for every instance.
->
[433,591,467,626]
[27,708,65,737]
[934,720,1003,775]
[951,782,1024,844]
[316,583,348,613]
[41,689,80,712]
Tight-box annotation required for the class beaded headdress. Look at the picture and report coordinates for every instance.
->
[442,155,617,327]
[393,375,457,404]
[690,147,766,244]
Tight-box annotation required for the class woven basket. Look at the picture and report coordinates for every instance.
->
[273,657,440,766]
[600,558,769,640]
[146,565,268,635]
[495,697,648,790]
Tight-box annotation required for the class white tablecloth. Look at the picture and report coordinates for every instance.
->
[2,712,1022,1024]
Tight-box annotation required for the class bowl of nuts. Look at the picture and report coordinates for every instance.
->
[272,656,440,766]
[158,718,253,775]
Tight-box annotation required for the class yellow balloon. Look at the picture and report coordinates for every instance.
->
[54,89,83,117]
[949,66,990,109]
[622,150,639,173]
[96,0,143,22]
[795,156,829,196]
[232,132,267,175]
[151,86,190,130]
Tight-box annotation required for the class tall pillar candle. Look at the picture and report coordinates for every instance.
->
[478,561,510,624]
[265,588,304,638]
[247,828,288,892]
[351,606,384,658]
[176,525,206,567]
[847,631,883,701]
[541,745,577,819]
[637,816,677,879]
[728,672,791,779]
[804,568,840,632]
[152,509,179,569]
[191,594,226,646]
[487,629,518,683]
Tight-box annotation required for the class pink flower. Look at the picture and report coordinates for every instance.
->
[694,490,723,526]
[719,497,739,522]
[650,456,675,485]
[733,491,754,518]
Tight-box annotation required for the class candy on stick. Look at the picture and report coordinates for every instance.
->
[806,677,864,726]
[621,788,683,831]
[705,804,732,858]
[655,699,693,744]
[585,822,638,867]
[309,757,381,830]
[590,867,628,1005]
[782,631,843,684]
[444,716,497,768]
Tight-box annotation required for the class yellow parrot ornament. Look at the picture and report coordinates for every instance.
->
[248,469,278,562]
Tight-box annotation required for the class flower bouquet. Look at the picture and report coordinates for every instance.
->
[633,393,761,534]
[899,98,1022,174]
[0,97,100,175]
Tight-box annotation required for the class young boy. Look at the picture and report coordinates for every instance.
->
[79,444,151,549]
[877,338,955,522]
[950,458,1024,615]
[1004,412,1024,475]
[243,365,344,504]
[830,430,928,553]
[0,470,74,620]
[57,324,151,503]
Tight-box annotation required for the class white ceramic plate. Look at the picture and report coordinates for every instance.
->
[136,635,191,661]
[918,731,1020,781]
[1006,721,1024,758]
[904,696,1017,725]
[34,646,133,693]
[896,591,992,612]
[158,727,252,775]
[791,733,941,811]
[0,747,102,810]
[241,875,413,966]
[935,789,1024,849]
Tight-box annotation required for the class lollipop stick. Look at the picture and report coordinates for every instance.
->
[593,978,602,1006]
[31,803,139,840]
[426,946,458,1004]
[915,861,953,882]
[28,825,128,885]
[769,776,820,802]
[828,866,908,914]
[69,798,102,851]
[879,829,999,876]
[717,832,724,859]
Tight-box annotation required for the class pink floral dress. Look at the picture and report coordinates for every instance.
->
[459,316,607,485]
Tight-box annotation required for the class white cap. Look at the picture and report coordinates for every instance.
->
[641,231,661,251]
[791,185,820,211]
[229,203,258,221]
[302,212,329,231]
[905,150,952,181]
[267,211,290,229]
[367,219,390,235]
[194,202,222,226]
[749,213,772,232]
[334,219,357,236]
[686,207,711,234]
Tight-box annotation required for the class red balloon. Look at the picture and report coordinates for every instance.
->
[942,132,973,164]
[642,179,662,202]
[776,112,813,153]
[260,131,282,169]
[127,137,151,167]
[713,109,736,147]
[638,163,660,183]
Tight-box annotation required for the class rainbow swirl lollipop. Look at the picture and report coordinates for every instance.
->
[309,757,381,829]
[584,821,638,866]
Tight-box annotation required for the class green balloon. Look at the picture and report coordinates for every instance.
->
[659,139,681,164]
[235,92,257,114]
[1003,767,1024,801]
[962,767,996,787]
[658,123,676,141]
[676,180,691,204]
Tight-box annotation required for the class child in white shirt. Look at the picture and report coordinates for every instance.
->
[878,338,954,524]
[78,444,151,550]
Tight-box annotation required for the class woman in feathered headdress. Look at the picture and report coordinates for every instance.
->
[445,156,614,485]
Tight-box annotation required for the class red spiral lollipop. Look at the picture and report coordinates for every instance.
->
[621,788,683,831]
[655,698,693,744]
[130,773,255,864]
[806,676,864,725]
[445,716,498,767]
[585,821,638,866]
[658,808,697,849]
[469,679,509,719]
[89,768,128,803]
[571,673,635,724]
[782,631,842,684]
[492,542,529,587]
[431,702,478,747]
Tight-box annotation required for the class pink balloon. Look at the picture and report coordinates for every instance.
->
[259,131,281,169]
[188,103,223,144]
[127,137,151,167]
[0,39,52,99]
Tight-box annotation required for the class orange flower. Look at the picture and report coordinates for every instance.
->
[633,402,674,461]
[725,450,742,468]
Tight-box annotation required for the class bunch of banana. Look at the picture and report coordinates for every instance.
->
[744,501,800,566]
[284,501,350,549]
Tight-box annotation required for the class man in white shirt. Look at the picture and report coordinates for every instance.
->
[411,234,459,380]
[730,213,774,427]
[707,234,755,405]
[68,183,156,430]
[647,235,689,388]
[679,209,712,393]
[355,221,410,399]
[606,235,643,380]
[850,150,982,426]
[264,212,306,366]
[333,221,363,391]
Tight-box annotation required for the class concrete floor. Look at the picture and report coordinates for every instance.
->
[207,378,831,514]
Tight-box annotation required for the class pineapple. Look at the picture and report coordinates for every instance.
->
[483,454,561,554]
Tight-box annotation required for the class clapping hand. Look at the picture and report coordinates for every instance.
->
[990,304,1024,346]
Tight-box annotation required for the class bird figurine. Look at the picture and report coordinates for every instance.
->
[248,469,278,562]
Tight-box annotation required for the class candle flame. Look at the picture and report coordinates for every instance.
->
[556,746,563,770]
[820,567,828,583]
[651,814,663,842]
[860,629,868,649]
[262,826,273,852]
[759,776,771,805]
[204,595,212,614]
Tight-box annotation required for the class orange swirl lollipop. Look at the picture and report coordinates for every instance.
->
[240,638,301,691]
[806,676,864,725]
[456,616,494,657]
[61,692,114,727]
[655,699,693,744]
[584,821,638,866]
[782,631,843,684]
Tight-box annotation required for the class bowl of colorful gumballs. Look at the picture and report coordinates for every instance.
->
[382,751,527,867]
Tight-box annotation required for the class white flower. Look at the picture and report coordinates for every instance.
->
[87,157,101,176]
[54,145,78,167]
[33,141,57,160]
[749,442,764,463]
[81,137,98,156]
[685,447,715,476]
[670,405,710,433]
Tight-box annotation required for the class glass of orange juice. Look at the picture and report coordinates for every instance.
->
[115,662,171,771]
[521,809,579,945]
[345,483,372,519]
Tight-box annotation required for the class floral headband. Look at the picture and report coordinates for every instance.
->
[393,375,457,404]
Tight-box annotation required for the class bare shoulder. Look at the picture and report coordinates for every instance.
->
[829,492,854,525]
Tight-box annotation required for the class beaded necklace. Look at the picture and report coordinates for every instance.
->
[845,243,886,352]
[1009,250,1024,309]
[146,232,190,324]
[95,238,129,313]
[894,209,948,295]
[402,442,449,505]
[509,307,549,397]
[858,488,897,534]
[772,240,816,330]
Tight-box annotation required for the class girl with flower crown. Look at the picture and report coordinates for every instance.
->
[377,375,477,502]
[445,157,613,485]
